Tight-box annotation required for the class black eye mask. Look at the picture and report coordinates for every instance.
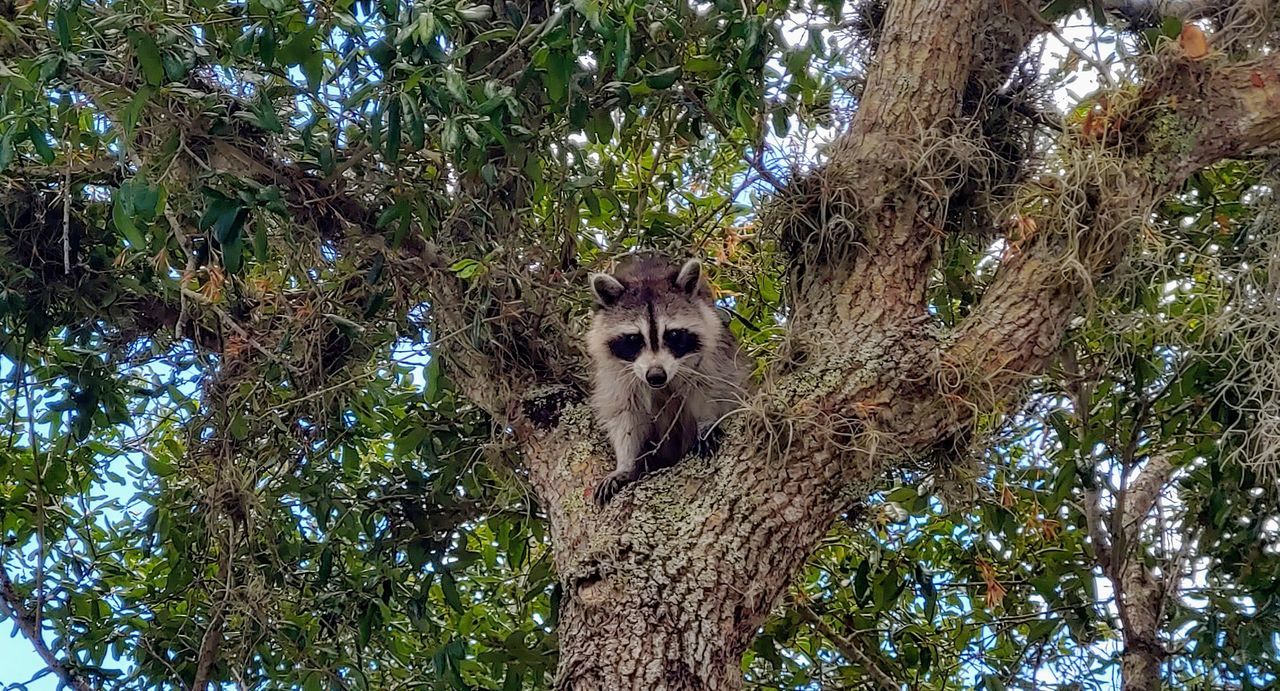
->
[608,333,645,361]
[663,329,701,357]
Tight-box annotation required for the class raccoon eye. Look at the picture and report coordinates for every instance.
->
[608,333,645,362]
[663,329,700,357]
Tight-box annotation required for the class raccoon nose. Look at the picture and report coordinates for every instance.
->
[645,367,668,388]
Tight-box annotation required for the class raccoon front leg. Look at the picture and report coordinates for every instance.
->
[695,420,725,458]
[594,415,647,506]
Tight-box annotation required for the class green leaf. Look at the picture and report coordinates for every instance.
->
[129,32,166,86]
[0,62,35,92]
[26,122,54,164]
[425,355,443,402]
[1027,618,1058,643]
[131,181,161,221]
[684,56,721,74]
[453,5,486,22]
[122,87,153,134]
[402,93,425,151]
[645,66,682,90]
[440,570,463,612]
[1041,0,1081,21]
[545,52,573,103]
[852,559,870,603]
[0,132,13,172]
[385,97,402,162]
[771,108,790,137]
[254,93,283,133]
[590,108,614,143]
[113,194,145,248]
[279,24,319,66]
[377,201,405,229]
[445,70,467,103]
[301,52,324,92]
[369,39,395,68]
[253,217,269,262]
[54,7,72,49]
[1088,0,1108,24]
[614,29,632,75]
[258,22,277,66]
[358,605,375,650]
[449,258,481,280]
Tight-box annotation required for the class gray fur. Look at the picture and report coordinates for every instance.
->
[585,254,750,506]
[589,273,625,306]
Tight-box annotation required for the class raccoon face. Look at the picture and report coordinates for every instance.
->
[601,317,705,389]
[588,256,719,390]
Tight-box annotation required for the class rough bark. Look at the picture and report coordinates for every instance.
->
[1084,454,1177,691]
[488,12,1280,691]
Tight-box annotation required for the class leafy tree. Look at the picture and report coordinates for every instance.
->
[1,0,1279,690]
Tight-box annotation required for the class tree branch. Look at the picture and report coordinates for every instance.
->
[1121,454,1177,534]
[0,564,94,691]
[951,48,1280,419]
[796,604,899,691]
[1156,52,1280,180]
[1102,0,1226,20]
[1100,453,1179,691]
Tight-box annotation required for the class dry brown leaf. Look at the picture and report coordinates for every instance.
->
[977,558,1007,609]
[1081,108,1101,139]
[1000,484,1016,508]
[201,265,225,301]
[223,334,247,360]
[1040,518,1060,541]
[1180,24,1209,60]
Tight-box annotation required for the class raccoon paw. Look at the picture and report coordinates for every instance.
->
[593,469,636,507]
[695,424,724,458]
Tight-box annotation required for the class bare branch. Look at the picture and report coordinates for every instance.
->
[951,49,1280,419]
[1021,0,1118,90]
[190,604,225,691]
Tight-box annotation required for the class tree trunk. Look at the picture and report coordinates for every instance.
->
[517,342,911,689]
[488,4,1280,688]
[1119,563,1166,691]
[1114,454,1176,691]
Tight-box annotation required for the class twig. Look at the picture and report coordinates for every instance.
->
[796,604,899,691]
[0,564,94,691]
[62,150,72,275]
[165,210,198,342]
[685,90,787,191]
[179,287,282,367]
[1019,0,1119,91]
[263,369,381,413]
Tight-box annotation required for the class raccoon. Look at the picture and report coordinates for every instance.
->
[586,254,749,506]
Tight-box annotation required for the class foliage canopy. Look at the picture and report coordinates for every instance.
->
[1,0,1279,689]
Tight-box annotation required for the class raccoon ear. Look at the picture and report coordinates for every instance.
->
[590,273,625,306]
[675,259,703,294]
